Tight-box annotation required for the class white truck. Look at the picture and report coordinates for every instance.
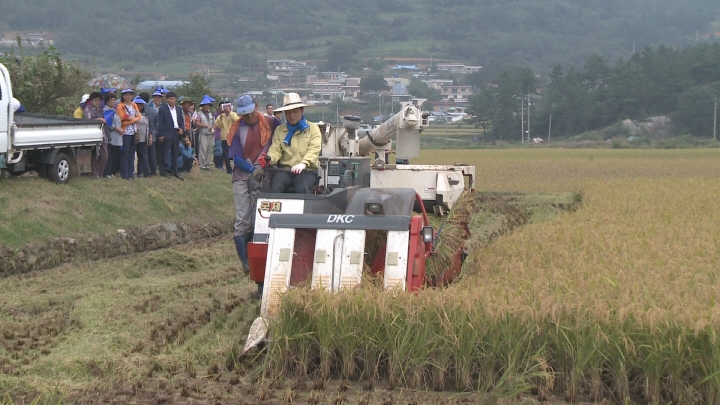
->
[1,63,104,183]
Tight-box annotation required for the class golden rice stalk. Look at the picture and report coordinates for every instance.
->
[425,192,475,280]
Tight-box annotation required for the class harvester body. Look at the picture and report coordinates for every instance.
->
[243,104,475,353]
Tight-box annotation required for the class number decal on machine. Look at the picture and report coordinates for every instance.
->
[260,201,283,212]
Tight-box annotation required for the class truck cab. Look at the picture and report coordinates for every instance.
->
[0,62,12,168]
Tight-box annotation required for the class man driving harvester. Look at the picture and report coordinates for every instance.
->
[265,93,321,194]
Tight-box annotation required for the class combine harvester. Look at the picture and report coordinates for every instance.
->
[244,104,476,352]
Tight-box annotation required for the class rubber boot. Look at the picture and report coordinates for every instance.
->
[251,282,264,301]
[233,235,250,275]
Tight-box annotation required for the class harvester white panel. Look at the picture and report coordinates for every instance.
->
[384,231,410,291]
[371,169,438,200]
[260,227,296,318]
[337,229,366,290]
[253,198,305,243]
[312,229,343,291]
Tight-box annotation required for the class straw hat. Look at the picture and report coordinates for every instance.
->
[274,92,309,112]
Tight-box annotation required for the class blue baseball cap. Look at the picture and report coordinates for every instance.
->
[133,96,146,105]
[236,94,255,115]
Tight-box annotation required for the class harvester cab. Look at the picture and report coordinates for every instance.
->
[243,104,475,353]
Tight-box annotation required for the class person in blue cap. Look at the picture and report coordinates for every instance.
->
[227,95,281,298]
[116,88,142,180]
[139,92,158,177]
[99,87,116,109]
[149,87,164,109]
[195,95,216,170]
[133,96,152,178]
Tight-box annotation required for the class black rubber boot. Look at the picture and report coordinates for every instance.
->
[251,282,264,300]
[233,235,249,275]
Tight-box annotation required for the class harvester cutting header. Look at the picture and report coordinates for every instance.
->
[243,98,476,352]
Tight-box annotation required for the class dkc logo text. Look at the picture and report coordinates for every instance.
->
[326,215,355,224]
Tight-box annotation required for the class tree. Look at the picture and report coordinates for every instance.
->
[226,52,265,75]
[324,40,360,72]
[176,73,216,108]
[673,84,720,136]
[360,74,389,92]
[407,79,441,101]
[0,44,91,115]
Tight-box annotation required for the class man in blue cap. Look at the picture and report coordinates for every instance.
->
[196,95,216,170]
[146,87,166,175]
[139,91,159,176]
[228,95,281,298]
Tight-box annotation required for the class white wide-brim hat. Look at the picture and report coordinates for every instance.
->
[274,92,309,112]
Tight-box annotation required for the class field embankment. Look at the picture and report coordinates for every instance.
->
[0,169,236,248]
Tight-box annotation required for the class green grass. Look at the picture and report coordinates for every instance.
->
[0,169,235,247]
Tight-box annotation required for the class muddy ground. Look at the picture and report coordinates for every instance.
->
[0,192,578,405]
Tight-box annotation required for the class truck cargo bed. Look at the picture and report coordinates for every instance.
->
[12,112,103,149]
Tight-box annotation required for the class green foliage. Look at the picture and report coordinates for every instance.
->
[407,78,441,101]
[0,0,718,71]
[0,43,91,115]
[673,83,720,137]
[225,52,265,75]
[358,73,388,92]
[323,40,360,72]
[175,73,217,108]
[473,42,720,139]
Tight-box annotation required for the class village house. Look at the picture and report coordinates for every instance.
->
[440,84,472,100]
[391,83,411,103]
[423,79,454,90]
[1,31,54,47]
[436,63,482,74]
[310,81,344,102]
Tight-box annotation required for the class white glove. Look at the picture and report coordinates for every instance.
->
[291,163,307,174]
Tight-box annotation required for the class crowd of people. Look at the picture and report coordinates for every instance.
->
[77,88,322,299]
[76,86,286,180]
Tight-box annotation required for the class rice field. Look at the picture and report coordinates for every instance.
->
[266,148,720,404]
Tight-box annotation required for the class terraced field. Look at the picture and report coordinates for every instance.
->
[2,149,719,404]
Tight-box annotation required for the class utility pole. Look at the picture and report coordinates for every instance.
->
[520,96,524,144]
[527,95,531,142]
[548,114,552,145]
[714,97,717,140]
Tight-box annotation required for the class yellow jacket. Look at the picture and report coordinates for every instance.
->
[267,121,321,170]
[215,112,239,141]
[73,107,84,119]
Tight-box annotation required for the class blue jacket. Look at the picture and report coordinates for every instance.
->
[177,143,194,168]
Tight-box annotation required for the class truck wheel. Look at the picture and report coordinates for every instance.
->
[49,153,71,184]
